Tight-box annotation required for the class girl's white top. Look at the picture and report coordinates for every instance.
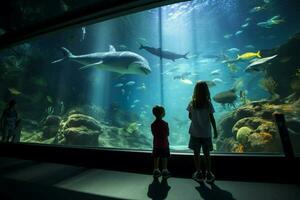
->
[187,101,215,138]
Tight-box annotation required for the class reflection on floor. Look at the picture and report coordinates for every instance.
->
[0,157,299,200]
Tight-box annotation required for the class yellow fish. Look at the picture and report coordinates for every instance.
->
[8,88,22,95]
[237,51,261,60]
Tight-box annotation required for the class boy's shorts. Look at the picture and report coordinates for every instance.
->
[188,136,213,154]
[152,147,170,158]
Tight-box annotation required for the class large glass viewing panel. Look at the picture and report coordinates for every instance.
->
[1,0,300,155]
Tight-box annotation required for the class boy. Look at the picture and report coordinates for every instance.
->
[151,105,171,178]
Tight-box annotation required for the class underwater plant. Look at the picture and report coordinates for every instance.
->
[45,106,54,115]
[260,77,279,100]
[296,68,300,78]
[239,90,251,105]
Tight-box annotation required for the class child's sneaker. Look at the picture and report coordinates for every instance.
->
[153,169,161,178]
[192,171,204,182]
[206,171,215,183]
[161,169,171,179]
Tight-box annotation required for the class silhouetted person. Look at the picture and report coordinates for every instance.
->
[151,105,171,178]
[196,182,236,200]
[0,99,19,142]
[187,81,218,183]
[147,177,171,200]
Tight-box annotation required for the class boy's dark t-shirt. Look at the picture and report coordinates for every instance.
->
[151,119,169,148]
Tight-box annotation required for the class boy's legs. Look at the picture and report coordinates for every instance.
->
[193,151,201,172]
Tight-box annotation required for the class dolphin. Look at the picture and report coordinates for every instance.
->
[52,45,151,75]
[139,44,188,61]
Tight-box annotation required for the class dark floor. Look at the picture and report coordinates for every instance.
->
[0,157,299,200]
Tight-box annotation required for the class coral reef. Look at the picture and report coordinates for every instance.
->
[58,114,102,146]
[259,77,279,100]
[42,115,61,139]
[216,100,299,153]
[236,126,252,144]
[264,32,300,98]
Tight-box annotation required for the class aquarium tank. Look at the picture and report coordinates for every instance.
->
[0,0,300,155]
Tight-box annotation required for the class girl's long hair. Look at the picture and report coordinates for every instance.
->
[192,81,211,109]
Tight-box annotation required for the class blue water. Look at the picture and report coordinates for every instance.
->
[1,0,300,151]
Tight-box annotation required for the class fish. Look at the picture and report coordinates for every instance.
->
[227,63,238,72]
[8,88,22,95]
[188,54,199,59]
[249,5,265,13]
[121,88,125,95]
[245,44,255,49]
[180,79,193,85]
[114,83,124,88]
[118,44,127,49]
[213,89,237,106]
[137,37,148,43]
[173,72,192,80]
[52,45,151,75]
[136,83,146,90]
[237,51,261,60]
[133,99,140,104]
[212,78,224,84]
[80,27,86,42]
[235,30,243,36]
[233,78,244,90]
[227,48,240,53]
[245,54,277,72]
[245,17,251,22]
[224,34,233,39]
[139,44,188,61]
[257,15,284,28]
[241,23,249,28]
[210,69,221,76]
[125,81,135,86]
[130,104,136,108]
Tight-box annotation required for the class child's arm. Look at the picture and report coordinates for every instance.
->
[151,124,154,136]
[166,123,169,136]
[209,113,218,138]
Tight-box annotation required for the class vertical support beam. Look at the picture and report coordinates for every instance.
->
[158,7,164,105]
[274,113,294,159]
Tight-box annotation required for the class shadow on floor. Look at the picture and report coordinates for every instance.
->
[147,177,171,200]
[0,177,123,200]
[196,182,236,200]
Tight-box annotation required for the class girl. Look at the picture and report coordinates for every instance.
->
[187,81,218,183]
[1,99,19,143]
